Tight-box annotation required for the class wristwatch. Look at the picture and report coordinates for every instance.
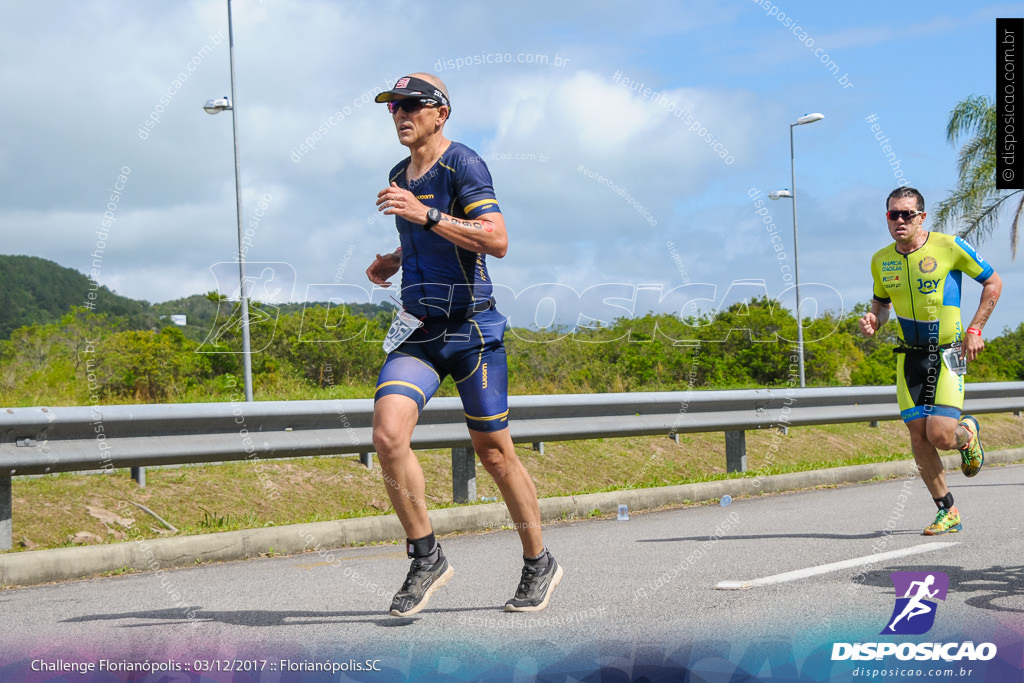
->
[423,208,442,231]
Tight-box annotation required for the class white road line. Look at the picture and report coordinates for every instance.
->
[714,542,958,590]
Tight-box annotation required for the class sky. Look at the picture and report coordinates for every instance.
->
[1,0,1022,337]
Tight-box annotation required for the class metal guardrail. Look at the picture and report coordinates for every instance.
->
[2,382,1023,549]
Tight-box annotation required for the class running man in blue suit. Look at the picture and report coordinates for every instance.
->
[367,73,561,617]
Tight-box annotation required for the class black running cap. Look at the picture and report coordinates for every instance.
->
[375,75,450,108]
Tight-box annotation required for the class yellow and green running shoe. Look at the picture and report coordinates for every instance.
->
[958,415,984,478]
[924,506,962,536]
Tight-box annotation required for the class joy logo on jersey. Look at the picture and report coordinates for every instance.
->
[881,571,948,635]
[916,278,940,294]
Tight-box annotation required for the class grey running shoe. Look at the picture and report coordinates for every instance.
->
[389,546,454,617]
[504,551,563,612]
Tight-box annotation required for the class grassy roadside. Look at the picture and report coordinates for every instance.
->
[6,413,1023,553]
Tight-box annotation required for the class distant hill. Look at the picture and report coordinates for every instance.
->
[0,255,392,340]
[0,255,155,337]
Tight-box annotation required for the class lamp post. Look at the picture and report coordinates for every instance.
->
[769,112,824,388]
[204,0,252,402]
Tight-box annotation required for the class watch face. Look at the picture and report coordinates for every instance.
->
[429,208,441,221]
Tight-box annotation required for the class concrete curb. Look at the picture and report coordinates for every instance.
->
[2,448,1022,588]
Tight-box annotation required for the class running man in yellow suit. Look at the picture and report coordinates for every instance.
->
[859,187,1002,535]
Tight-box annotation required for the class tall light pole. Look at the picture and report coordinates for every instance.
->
[204,0,252,402]
[769,112,824,388]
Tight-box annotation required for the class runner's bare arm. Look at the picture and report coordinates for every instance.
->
[962,272,1002,361]
[858,298,890,337]
[427,212,506,258]
[377,183,507,257]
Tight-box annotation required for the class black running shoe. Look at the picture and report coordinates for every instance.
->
[388,546,454,617]
[504,551,563,612]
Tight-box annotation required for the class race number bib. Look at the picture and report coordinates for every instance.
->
[383,309,424,354]
[941,344,967,376]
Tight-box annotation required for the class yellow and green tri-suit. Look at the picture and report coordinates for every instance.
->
[870,232,994,422]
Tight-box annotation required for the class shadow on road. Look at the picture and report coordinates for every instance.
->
[850,563,1024,614]
[60,605,503,628]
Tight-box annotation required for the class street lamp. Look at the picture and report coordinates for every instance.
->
[204,0,253,402]
[203,97,231,114]
[769,112,824,388]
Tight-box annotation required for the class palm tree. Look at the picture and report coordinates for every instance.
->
[933,95,1020,259]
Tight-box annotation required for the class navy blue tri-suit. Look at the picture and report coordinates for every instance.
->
[374,142,509,433]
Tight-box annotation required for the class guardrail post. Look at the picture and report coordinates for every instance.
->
[1,476,11,551]
[725,430,747,473]
[131,467,146,488]
[452,447,476,503]
[359,452,374,469]
[533,442,545,455]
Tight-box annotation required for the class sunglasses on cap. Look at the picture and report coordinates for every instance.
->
[886,209,924,221]
[387,98,441,115]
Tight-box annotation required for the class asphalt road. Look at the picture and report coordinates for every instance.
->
[2,464,1023,681]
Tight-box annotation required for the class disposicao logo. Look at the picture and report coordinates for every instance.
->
[882,571,947,635]
[832,571,998,662]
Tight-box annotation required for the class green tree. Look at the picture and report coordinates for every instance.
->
[933,95,1020,258]
[971,323,1024,381]
[276,305,388,388]
[90,326,212,401]
[0,308,125,405]
[841,303,898,386]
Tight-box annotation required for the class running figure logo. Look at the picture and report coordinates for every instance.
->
[881,571,949,635]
